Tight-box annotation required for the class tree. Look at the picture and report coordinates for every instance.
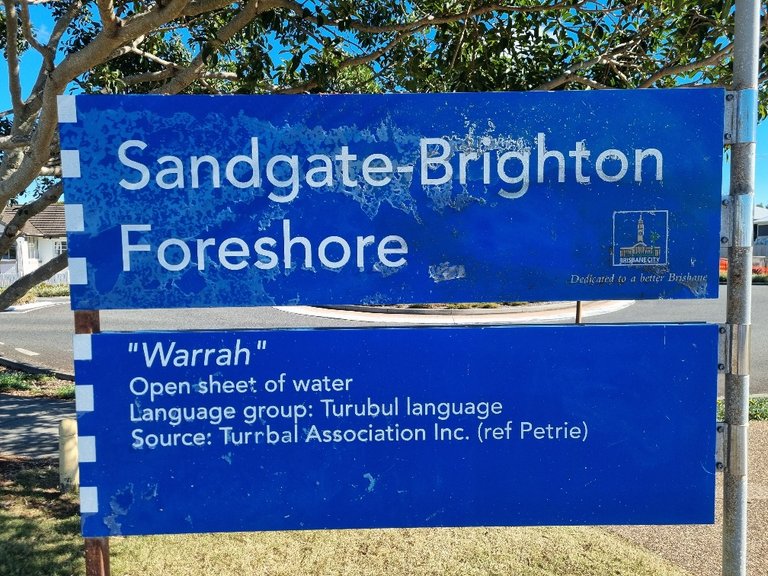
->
[1,0,766,309]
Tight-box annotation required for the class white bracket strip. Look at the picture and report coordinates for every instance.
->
[73,334,93,361]
[78,436,97,463]
[60,150,81,178]
[56,95,78,124]
[65,204,85,233]
[68,258,88,286]
[75,384,94,413]
[79,486,99,514]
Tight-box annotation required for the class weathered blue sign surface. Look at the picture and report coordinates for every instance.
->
[74,324,717,537]
[59,90,723,309]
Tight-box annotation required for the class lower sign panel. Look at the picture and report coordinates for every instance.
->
[75,324,717,536]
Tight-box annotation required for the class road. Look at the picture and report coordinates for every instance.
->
[1,285,766,395]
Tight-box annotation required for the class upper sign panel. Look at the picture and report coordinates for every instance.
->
[59,90,724,309]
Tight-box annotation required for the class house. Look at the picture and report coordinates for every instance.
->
[719,201,768,260]
[755,205,768,238]
[0,204,68,285]
[755,205,768,259]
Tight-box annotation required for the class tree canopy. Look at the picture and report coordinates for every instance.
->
[1,0,767,308]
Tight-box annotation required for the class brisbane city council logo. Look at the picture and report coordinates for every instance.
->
[612,210,669,266]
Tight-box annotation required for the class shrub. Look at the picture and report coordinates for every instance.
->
[718,260,768,283]
[32,283,70,297]
[717,397,768,421]
[10,292,36,306]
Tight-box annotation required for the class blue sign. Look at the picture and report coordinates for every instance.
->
[59,90,724,309]
[74,324,717,537]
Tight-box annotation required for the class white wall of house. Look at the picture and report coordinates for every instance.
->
[12,236,66,273]
[0,238,23,283]
[41,237,64,263]
[0,238,22,272]
[0,236,68,285]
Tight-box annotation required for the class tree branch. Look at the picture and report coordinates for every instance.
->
[38,166,62,177]
[151,0,274,94]
[124,68,238,87]
[52,0,191,84]
[19,0,51,57]
[182,0,238,17]
[20,0,84,120]
[271,0,590,36]
[96,0,122,35]
[274,31,411,94]
[0,0,193,206]
[639,42,734,88]
[0,252,68,311]
[535,54,610,90]
[0,136,31,151]
[449,2,474,72]
[125,44,175,68]
[47,0,82,50]
[0,182,62,256]
[563,74,609,90]
[3,0,25,117]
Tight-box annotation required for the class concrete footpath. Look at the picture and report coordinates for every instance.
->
[608,420,768,576]
[0,394,74,458]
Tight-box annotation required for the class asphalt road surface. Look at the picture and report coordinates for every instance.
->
[1,285,766,395]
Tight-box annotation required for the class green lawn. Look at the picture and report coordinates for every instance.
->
[0,457,691,576]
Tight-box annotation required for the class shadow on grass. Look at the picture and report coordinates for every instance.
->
[0,456,84,576]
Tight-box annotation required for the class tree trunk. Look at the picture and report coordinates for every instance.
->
[0,252,69,310]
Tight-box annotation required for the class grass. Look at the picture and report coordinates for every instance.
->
[718,273,768,284]
[1,282,70,306]
[8,292,36,306]
[717,396,768,421]
[107,526,691,576]
[30,283,70,298]
[0,457,84,576]
[0,367,74,399]
[385,301,527,309]
[0,456,690,576]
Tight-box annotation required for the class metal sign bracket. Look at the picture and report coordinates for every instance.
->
[716,422,728,472]
[718,324,728,371]
[726,423,749,477]
[724,323,752,377]
[724,89,758,145]
[716,421,749,476]
[719,323,751,376]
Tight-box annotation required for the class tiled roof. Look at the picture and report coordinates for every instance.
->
[1,204,67,237]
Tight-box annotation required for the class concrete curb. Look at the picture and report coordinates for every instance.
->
[323,300,581,315]
[0,355,74,381]
[1,300,630,379]
[276,300,636,325]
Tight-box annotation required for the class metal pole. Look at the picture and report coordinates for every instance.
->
[723,2,759,575]
[75,310,111,576]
